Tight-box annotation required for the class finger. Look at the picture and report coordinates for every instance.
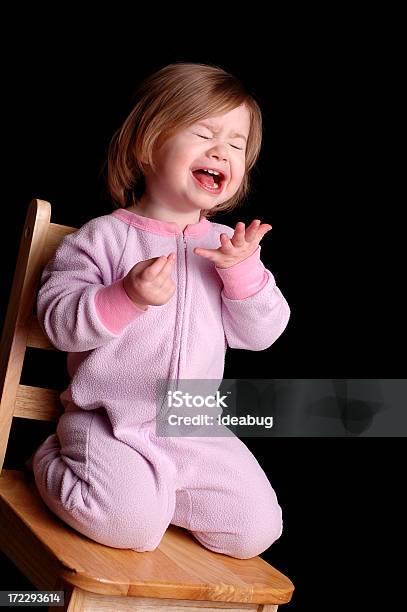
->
[244,219,262,242]
[258,223,272,236]
[219,233,234,252]
[144,255,170,280]
[156,252,176,280]
[231,222,246,247]
[194,246,218,261]
[255,224,272,244]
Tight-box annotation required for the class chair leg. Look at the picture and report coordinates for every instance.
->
[62,586,88,611]
[47,580,74,611]
[48,582,98,612]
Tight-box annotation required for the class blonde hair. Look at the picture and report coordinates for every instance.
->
[102,62,263,220]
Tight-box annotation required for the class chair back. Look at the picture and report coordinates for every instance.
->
[0,199,77,472]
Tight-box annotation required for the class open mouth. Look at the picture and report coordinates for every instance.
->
[191,168,226,194]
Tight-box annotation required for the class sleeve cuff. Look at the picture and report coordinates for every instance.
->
[94,277,148,334]
[215,246,270,300]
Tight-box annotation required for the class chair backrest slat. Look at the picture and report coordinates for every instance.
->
[27,315,56,350]
[14,384,63,421]
[0,199,77,471]
[42,224,77,265]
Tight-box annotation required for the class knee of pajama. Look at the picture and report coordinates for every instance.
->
[235,512,283,559]
[87,504,168,551]
[32,437,167,551]
[227,500,283,560]
[194,501,283,560]
[225,481,284,559]
[77,518,162,551]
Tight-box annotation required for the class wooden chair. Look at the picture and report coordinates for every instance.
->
[0,198,295,611]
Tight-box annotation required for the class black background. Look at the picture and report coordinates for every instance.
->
[0,21,403,611]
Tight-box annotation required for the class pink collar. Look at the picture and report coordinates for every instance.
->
[111,208,211,237]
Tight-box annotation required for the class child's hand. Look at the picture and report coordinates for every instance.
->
[123,254,176,309]
[193,220,272,269]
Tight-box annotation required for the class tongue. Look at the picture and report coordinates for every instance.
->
[193,169,216,187]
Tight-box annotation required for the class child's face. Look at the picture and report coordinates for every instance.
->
[142,104,250,215]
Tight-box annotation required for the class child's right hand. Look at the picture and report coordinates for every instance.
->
[123,254,176,310]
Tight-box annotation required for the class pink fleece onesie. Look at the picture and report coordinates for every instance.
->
[32,208,290,559]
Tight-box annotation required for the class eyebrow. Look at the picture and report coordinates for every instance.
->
[196,121,247,142]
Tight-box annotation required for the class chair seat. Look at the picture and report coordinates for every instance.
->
[0,469,293,605]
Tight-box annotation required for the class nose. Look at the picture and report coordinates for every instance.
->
[208,143,229,163]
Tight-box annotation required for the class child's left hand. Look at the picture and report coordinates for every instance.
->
[193,220,272,269]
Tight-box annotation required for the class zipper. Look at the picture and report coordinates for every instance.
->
[175,233,188,383]
[159,232,188,421]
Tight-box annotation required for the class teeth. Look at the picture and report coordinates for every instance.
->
[193,167,222,189]
[198,168,221,176]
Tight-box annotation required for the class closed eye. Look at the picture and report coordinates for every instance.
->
[194,133,244,151]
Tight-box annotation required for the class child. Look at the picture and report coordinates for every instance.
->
[32,62,291,559]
